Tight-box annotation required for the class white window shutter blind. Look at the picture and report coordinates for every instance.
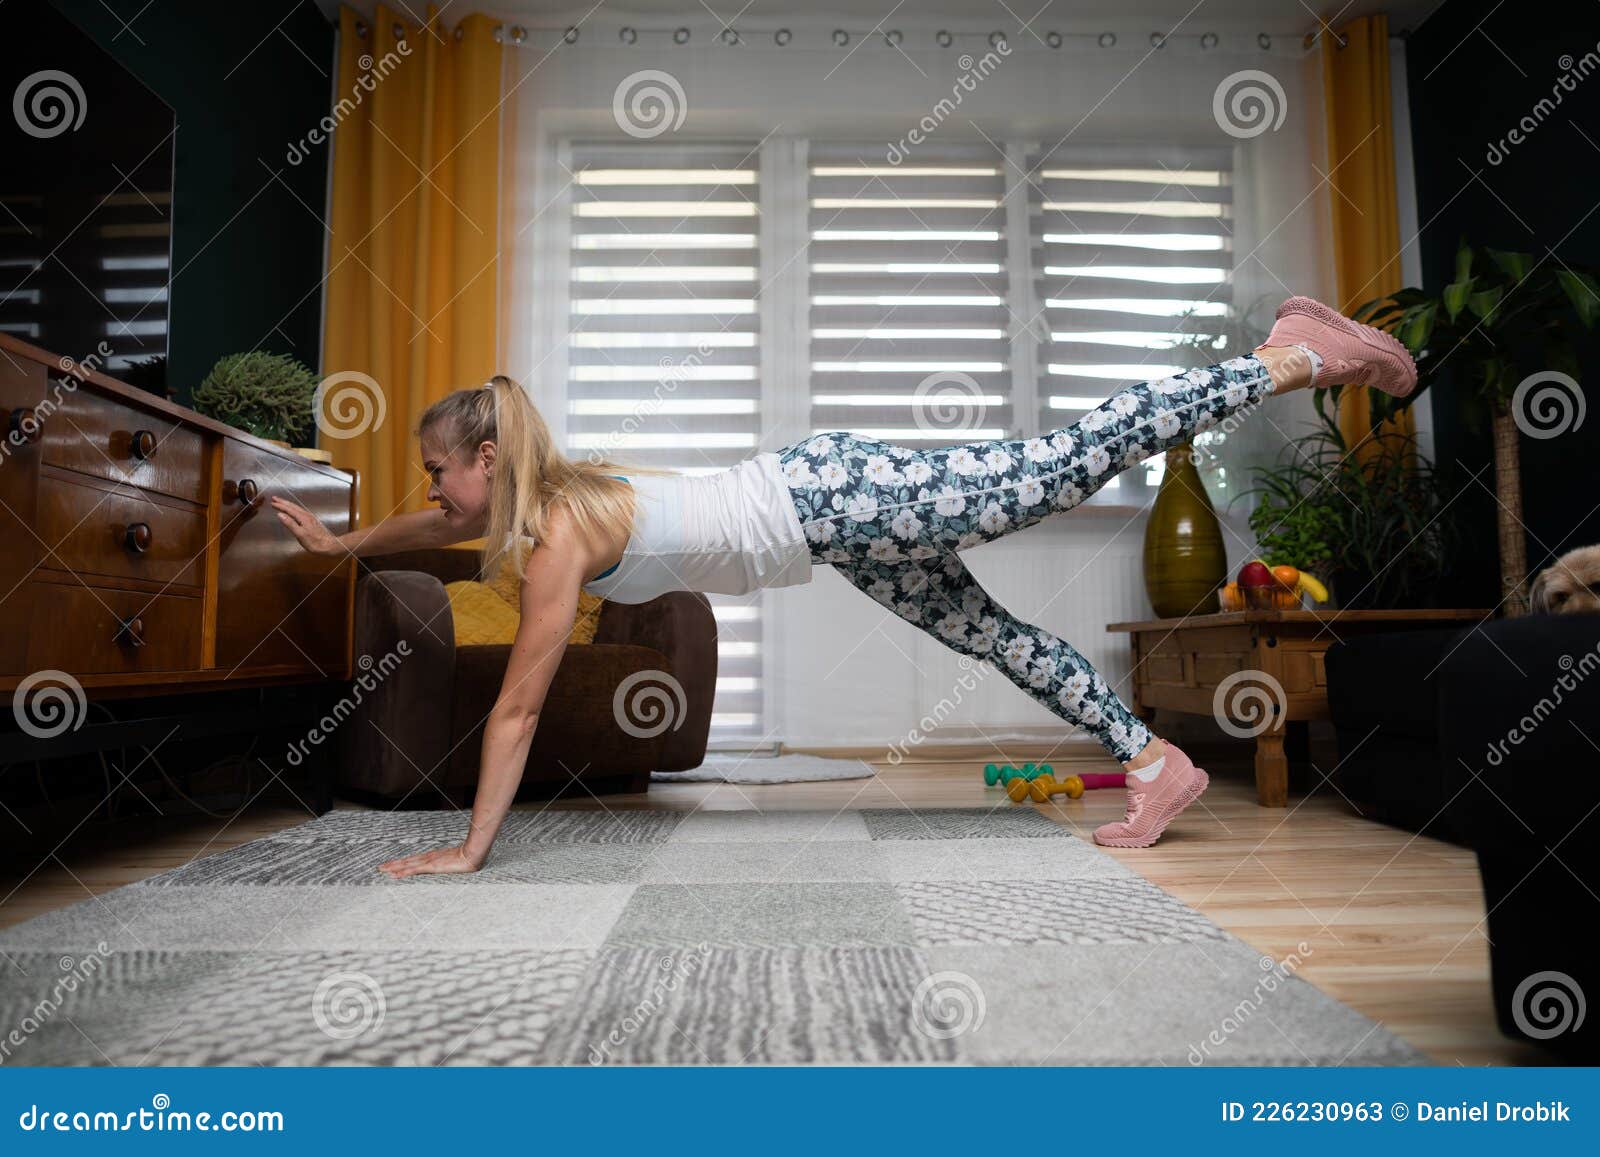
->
[808,144,1011,446]
[566,140,765,740]
[1029,145,1235,506]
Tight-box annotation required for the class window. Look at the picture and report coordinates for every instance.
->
[1029,144,1235,505]
[808,144,1011,444]
[566,141,765,740]
[559,138,1237,740]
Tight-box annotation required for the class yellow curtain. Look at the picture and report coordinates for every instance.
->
[1320,13,1414,460]
[322,4,502,526]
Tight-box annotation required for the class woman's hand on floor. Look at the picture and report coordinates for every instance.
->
[378,844,485,879]
[271,496,343,556]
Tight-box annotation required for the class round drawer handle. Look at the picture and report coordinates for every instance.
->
[226,477,260,505]
[130,429,157,460]
[115,615,147,648]
[123,522,152,553]
[8,407,41,443]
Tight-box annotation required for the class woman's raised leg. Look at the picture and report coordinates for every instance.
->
[779,348,1312,562]
[832,552,1154,762]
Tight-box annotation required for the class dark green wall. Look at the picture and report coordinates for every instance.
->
[1406,1,1600,606]
[47,0,334,402]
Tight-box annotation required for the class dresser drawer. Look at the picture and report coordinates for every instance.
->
[36,474,205,588]
[216,438,354,673]
[39,381,206,504]
[23,581,202,674]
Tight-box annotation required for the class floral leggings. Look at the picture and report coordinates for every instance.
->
[775,353,1277,762]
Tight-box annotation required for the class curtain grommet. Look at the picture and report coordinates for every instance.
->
[562,26,578,45]
[884,29,902,47]
[1045,31,1062,49]
[354,19,369,40]
[619,27,637,44]
[1201,32,1219,49]
[1098,31,1116,48]
[936,29,953,48]
[832,29,849,47]
[673,27,690,44]
[774,28,791,46]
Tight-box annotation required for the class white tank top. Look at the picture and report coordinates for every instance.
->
[581,451,812,605]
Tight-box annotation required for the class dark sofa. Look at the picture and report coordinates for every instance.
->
[335,548,717,806]
[1325,612,1600,1061]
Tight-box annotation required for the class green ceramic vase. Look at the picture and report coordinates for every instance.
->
[1142,442,1226,618]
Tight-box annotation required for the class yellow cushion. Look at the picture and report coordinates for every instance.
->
[443,580,522,646]
[444,551,607,647]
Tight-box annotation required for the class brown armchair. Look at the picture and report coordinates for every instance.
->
[335,548,717,807]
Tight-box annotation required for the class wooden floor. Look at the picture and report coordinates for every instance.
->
[0,749,1549,1066]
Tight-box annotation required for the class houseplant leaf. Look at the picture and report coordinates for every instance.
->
[1555,269,1600,329]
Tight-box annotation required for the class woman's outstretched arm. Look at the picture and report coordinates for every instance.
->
[272,498,472,557]
[378,514,588,878]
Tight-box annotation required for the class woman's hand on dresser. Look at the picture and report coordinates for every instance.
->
[378,844,486,879]
[271,496,344,556]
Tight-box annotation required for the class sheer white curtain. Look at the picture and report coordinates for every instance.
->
[500,24,1334,751]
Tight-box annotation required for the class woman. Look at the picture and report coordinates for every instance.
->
[273,295,1415,877]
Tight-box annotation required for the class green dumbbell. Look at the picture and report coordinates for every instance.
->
[983,763,1003,786]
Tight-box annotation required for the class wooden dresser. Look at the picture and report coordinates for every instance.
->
[0,334,357,699]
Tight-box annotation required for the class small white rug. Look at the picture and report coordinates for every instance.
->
[652,752,876,784]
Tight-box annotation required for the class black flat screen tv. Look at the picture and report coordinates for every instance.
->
[1,0,176,396]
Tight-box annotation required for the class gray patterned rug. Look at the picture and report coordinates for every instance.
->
[0,807,1426,1066]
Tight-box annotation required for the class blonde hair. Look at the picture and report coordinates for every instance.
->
[417,375,656,580]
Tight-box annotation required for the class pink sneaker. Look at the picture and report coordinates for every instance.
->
[1257,294,1417,397]
[1093,742,1210,849]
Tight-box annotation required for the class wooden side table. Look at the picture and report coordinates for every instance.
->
[1107,609,1491,807]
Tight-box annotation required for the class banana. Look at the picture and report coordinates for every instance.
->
[1297,572,1329,603]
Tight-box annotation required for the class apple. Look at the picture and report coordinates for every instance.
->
[1238,560,1275,588]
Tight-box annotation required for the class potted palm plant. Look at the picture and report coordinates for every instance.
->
[1350,243,1598,615]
